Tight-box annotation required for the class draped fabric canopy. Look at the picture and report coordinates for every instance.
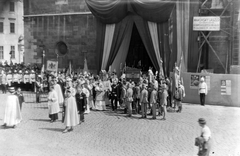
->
[85,0,176,24]
[86,0,183,75]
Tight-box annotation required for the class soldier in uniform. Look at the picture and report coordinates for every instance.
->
[140,84,148,118]
[30,70,36,92]
[18,70,23,91]
[110,79,118,111]
[13,70,19,89]
[1,71,7,93]
[23,70,30,91]
[7,70,13,88]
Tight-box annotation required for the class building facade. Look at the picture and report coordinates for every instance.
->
[0,0,24,64]
[23,0,97,72]
[23,0,239,74]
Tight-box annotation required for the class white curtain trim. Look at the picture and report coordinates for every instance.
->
[101,24,115,70]
[148,21,162,72]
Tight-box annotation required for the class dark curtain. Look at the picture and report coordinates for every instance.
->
[85,0,176,24]
[188,0,199,72]
[95,19,106,72]
[85,0,128,24]
[130,0,175,23]
[133,16,159,71]
[106,16,134,70]
[157,22,170,77]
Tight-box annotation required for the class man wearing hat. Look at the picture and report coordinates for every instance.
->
[160,84,168,120]
[198,77,208,106]
[126,82,133,117]
[110,79,118,111]
[13,70,19,89]
[133,81,141,114]
[1,71,7,94]
[30,70,36,92]
[23,70,30,91]
[140,83,148,118]
[82,80,90,114]
[7,70,13,87]
[150,83,158,119]
[2,86,22,128]
[196,118,212,156]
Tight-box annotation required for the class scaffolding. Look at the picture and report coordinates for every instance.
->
[196,0,235,73]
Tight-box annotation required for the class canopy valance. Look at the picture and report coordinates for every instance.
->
[85,0,176,24]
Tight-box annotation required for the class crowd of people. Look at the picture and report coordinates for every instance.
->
[1,65,212,156]
[34,66,186,133]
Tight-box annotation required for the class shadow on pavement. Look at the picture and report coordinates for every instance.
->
[39,128,64,132]
[30,119,50,122]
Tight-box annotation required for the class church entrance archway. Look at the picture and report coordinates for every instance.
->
[126,23,154,72]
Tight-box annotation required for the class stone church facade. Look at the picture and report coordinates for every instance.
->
[23,0,97,72]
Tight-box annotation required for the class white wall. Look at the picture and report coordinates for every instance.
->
[0,1,24,64]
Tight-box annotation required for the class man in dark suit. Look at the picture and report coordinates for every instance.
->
[133,82,141,114]
[15,87,24,110]
[110,79,118,111]
[75,84,87,124]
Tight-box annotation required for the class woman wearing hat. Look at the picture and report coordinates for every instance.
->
[198,77,208,106]
[196,118,212,156]
[2,86,22,128]
[63,88,79,133]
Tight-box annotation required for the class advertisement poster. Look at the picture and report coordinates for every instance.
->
[190,75,200,89]
[190,75,210,90]
[221,80,231,95]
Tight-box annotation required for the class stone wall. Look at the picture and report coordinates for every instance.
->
[24,0,90,15]
[24,0,97,71]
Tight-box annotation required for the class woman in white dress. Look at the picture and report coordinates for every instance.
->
[95,80,106,110]
[63,89,79,133]
[48,85,60,122]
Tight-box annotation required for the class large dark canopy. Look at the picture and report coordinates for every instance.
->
[85,0,176,24]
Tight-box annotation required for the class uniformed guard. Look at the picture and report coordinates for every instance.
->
[140,83,148,118]
[30,70,36,92]
[1,70,7,93]
[13,70,19,89]
[7,70,13,88]
[23,70,30,91]
[18,70,23,90]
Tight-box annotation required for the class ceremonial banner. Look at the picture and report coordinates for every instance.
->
[47,60,58,72]
[221,80,231,95]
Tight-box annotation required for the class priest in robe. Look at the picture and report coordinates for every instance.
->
[52,77,64,107]
[48,85,60,122]
[2,87,22,128]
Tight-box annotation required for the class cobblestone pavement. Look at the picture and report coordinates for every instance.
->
[0,94,240,156]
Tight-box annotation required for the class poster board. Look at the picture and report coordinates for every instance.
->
[193,16,220,31]
[221,80,231,95]
[190,74,210,90]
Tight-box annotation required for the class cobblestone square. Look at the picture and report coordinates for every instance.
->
[0,94,240,156]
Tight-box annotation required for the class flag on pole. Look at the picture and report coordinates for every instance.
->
[66,61,72,76]
[41,64,44,79]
